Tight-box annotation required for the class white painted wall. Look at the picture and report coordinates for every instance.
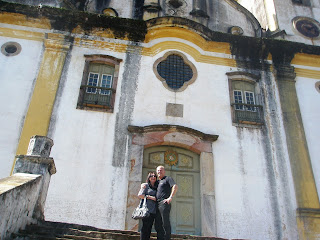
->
[0,10,311,240]
[236,0,269,29]
[0,36,42,178]
[131,47,297,239]
[296,75,320,201]
[44,45,130,229]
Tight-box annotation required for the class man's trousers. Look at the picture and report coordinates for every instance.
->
[155,201,171,240]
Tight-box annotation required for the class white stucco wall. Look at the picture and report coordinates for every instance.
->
[0,36,42,179]
[130,46,297,239]
[295,75,320,201]
[0,2,317,239]
[0,29,299,240]
[236,0,269,29]
[44,45,130,229]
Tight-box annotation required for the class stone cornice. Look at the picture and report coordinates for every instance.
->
[0,1,147,42]
[15,155,56,175]
[128,124,219,142]
[272,64,296,81]
[297,208,320,217]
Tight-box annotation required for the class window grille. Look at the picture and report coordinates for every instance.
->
[157,54,193,89]
[77,55,122,112]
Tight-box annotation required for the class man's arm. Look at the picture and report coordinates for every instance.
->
[164,184,178,204]
[138,183,157,201]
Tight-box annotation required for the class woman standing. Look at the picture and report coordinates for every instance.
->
[138,172,158,240]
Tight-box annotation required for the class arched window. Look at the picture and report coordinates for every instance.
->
[77,55,122,112]
[227,72,263,125]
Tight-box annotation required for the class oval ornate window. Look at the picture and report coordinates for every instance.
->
[292,17,320,39]
[1,42,21,56]
[153,51,197,91]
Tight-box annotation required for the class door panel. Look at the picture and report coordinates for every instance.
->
[142,146,201,235]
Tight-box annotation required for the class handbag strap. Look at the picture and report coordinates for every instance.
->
[142,196,147,208]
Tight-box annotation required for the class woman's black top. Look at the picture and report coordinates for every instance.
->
[138,184,157,214]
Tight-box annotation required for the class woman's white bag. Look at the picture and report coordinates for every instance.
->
[132,196,150,220]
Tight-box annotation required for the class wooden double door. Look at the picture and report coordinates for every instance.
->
[142,146,201,235]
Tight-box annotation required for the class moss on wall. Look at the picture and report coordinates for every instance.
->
[1,0,320,64]
[0,1,147,42]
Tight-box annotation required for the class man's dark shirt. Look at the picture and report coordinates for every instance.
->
[156,176,176,201]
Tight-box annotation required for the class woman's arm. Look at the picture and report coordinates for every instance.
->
[146,195,157,201]
[138,184,146,199]
[138,184,157,201]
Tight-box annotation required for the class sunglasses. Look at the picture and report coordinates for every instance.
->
[149,175,156,177]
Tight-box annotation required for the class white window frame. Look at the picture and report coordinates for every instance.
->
[100,74,113,95]
[233,90,244,110]
[244,91,256,112]
[86,72,99,94]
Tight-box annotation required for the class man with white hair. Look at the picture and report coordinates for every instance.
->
[154,165,178,240]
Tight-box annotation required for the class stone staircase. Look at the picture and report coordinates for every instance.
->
[11,221,230,240]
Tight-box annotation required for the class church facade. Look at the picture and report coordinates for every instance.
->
[0,0,320,239]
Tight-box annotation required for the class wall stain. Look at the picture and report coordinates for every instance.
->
[260,66,297,240]
[112,44,142,167]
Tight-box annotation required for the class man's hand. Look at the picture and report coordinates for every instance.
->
[141,183,148,189]
[163,197,173,204]
[163,184,177,204]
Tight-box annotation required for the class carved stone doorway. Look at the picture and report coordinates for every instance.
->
[125,125,218,237]
[143,146,201,235]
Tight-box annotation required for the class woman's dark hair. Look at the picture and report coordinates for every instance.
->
[145,172,158,189]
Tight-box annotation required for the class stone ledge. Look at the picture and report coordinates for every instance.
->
[128,124,218,142]
[0,173,41,194]
[0,0,147,42]
[15,155,56,175]
[297,208,320,218]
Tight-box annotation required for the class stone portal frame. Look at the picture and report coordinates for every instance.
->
[125,124,219,236]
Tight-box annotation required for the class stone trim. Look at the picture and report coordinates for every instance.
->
[226,71,260,83]
[297,208,320,217]
[15,155,56,175]
[128,124,218,142]
[296,208,320,239]
[125,124,218,236]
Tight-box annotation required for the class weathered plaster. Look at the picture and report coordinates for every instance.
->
[0,173,42,240]
[0,36,43,179]
[112,45,142,167]
[260,68,298,240]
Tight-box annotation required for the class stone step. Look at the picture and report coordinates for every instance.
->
[12,221,231,240]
